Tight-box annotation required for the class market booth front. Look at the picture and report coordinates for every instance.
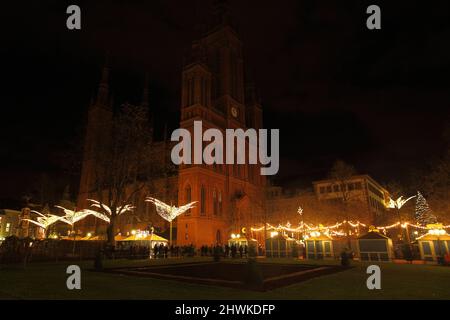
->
[417,228,450,262]
[228,235,257,249]
[357,229,394,262]
[265,232,298,258]
[120,233,168,247]
[305,234,334,259]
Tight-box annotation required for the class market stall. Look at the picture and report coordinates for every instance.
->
[357,229,394,262]
[417,229,450,262]
[305,234,334,259]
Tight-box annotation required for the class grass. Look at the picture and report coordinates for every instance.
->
[1,258,449,299]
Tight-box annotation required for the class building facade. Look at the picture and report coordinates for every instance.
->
[175,5,266,246]
[312,175,390,223]
[77,3,267,246]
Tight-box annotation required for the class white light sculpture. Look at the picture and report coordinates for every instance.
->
[145,197,197,223]
[87,199,135,218]
[55,206,98,226]
[145,197,197,246]
[23,210,64,230]
[387,195,416,210]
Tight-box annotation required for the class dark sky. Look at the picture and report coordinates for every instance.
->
[1,0,449,201]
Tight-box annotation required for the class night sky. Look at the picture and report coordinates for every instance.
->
[1,0,449,202]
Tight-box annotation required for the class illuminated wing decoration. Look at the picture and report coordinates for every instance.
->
[81,209,111,224]
[87,199,135,218]
[117,204,135,216]
[54,206,94,225]
[145,197,197,222]
[87,199,112,215]
[23,210,64,229]
[387,195,416,209]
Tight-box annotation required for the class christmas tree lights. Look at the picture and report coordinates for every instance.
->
[415,191,438,226]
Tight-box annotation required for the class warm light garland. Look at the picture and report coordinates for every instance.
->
[250,220,450,235]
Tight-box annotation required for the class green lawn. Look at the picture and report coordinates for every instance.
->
[1,258,449,299]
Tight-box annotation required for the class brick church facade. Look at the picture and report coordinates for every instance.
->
[77,3,267,247]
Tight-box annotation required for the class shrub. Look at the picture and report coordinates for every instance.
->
[94,250,104,271]
[340,250,350,267]
[248,243,257,258]
[213,246,221,262]
[244,258,264,290]
[401,244,413,261]
[291,244,299,258]
[0,236,33,264]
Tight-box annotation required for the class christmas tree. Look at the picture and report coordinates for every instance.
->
[415,191,437,226]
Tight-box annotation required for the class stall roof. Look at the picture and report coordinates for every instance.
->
[358,231,390,240]
[416,233,450,241]
[122,234,168,242]
[307,234,333,241]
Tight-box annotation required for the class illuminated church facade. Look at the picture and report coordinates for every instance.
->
[77,3,267,247]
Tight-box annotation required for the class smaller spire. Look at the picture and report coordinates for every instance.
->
[142,72,149,109]
[212,0,232,27]
[96,53,110,107]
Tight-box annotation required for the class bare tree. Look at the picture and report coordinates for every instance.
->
[90,103,159,246]
[328,160,358,246]
[422,149,450,223]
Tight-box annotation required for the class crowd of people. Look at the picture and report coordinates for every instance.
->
[148,243,263,259]
[109,241,272,260]
[199,244,254,258]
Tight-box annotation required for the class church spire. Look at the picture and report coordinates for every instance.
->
[142,72,149,110]
[96,54,110,107]
[212,0,233,28]
[142,73,154,142]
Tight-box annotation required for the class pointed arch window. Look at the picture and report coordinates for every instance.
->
[218,191,223,215]
[213,189,218,216]
[200,185,206,216]
[185,185,191,215]
[188,78,195,106]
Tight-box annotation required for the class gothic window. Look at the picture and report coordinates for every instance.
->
[200,77,205,106]
[200,185,206,216]
[216,230,221,244]
[185,185,191,215]
[218,191,223,215]
[188,78,195,106]
[213,189,218,215]
[231,53,237,99]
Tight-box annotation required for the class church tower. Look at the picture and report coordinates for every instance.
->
[176,1,266,246]
[77,58,113,211]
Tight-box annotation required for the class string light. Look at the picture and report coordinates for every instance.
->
[250,220,450,236]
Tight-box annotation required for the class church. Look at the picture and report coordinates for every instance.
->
[77,2,267,247]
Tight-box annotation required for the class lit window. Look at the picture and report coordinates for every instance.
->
[6,223,11,233]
